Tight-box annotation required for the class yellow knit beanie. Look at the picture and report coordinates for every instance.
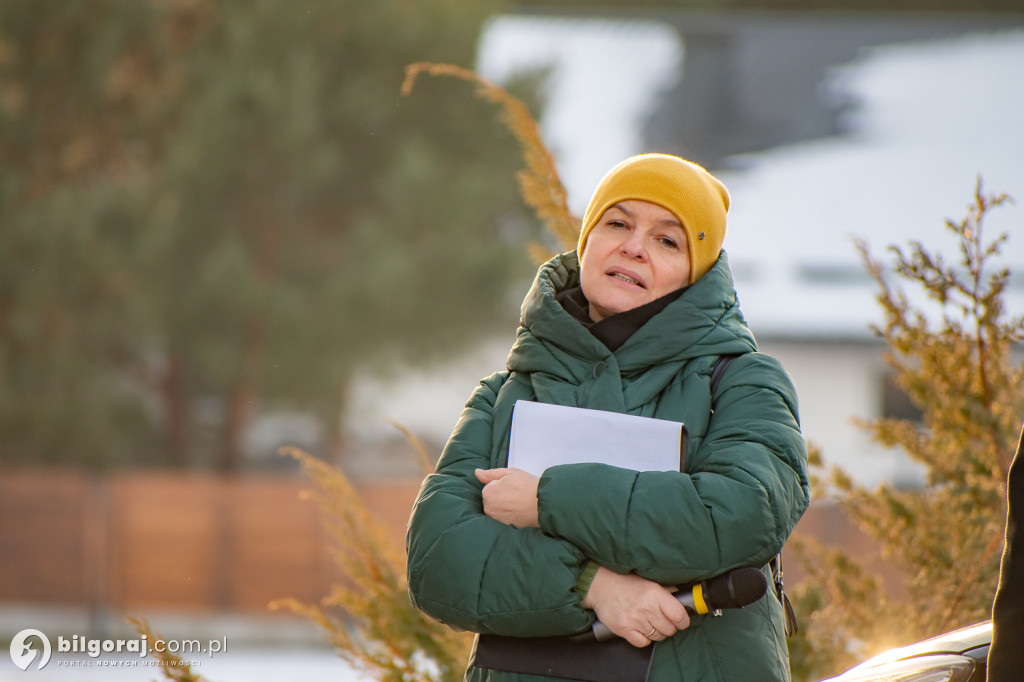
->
[577,153,731,284]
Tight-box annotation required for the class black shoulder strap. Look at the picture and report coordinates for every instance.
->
[709,354,740,398]
[770,554,799,637]
[709,353,799,637]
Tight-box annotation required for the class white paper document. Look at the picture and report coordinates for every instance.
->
[507,400,685,477]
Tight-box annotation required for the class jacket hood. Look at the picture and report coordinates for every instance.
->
[506,250,756,387]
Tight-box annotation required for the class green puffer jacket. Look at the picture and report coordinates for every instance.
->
[407,251,809,682]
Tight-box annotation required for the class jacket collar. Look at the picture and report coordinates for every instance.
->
[507,250,756,378]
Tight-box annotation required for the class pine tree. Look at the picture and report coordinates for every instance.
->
[0,0,532,470]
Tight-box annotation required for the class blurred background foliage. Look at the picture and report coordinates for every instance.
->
[0,0,541,472]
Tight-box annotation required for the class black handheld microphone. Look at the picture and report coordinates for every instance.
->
[572,566,769,642]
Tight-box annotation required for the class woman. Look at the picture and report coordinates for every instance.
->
[407,153,809,681]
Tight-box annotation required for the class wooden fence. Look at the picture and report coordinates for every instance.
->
[0,469,422,613]
[0,469,891,614]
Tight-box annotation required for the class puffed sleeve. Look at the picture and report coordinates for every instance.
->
[535,353,809,586]
[406,372,595,636]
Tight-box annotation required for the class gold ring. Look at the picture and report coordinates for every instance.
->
[645,627,657,638]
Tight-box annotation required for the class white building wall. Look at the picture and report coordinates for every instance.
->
[759,339,924,489]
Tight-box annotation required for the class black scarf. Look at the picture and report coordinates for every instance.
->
[555,285,688,352]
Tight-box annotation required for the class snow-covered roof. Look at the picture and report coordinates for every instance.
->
[478,15,683,218]
[722,31,1024,337]
[478,17,1024,340]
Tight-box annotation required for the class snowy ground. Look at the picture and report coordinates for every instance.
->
[0,650,372,682]
[0,607,374,682]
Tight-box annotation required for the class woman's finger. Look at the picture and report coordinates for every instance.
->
[623,629,653,648]
[641,624,662,642]
[474,467,508,484]
[659,591,689,630]
[637,590,689,641]
[642,611,676,641]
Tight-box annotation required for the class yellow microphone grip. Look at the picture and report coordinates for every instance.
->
[692,583,710,615]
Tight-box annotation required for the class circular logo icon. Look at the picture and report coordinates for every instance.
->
[10,629,52,671]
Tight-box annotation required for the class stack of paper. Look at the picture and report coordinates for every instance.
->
[507,400,685,477]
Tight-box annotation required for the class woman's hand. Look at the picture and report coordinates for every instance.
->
[581,566,689,648]
[475,468,540,528]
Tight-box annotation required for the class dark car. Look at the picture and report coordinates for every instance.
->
[817,621,992,682]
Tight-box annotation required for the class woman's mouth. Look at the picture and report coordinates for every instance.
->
[608,271,645,288]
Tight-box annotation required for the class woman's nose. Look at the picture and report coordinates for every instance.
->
[620,235,647,260]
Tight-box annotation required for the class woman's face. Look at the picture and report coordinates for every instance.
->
[579,200,691,323]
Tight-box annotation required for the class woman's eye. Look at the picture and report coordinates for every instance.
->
[607,220,627,229]
[658,237,678,249]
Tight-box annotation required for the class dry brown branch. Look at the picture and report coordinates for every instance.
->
[791,185,1021,681]
[402,62,579,257]
[386,418,436,476]
[125,617,208,682]
[271,446,471,682]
